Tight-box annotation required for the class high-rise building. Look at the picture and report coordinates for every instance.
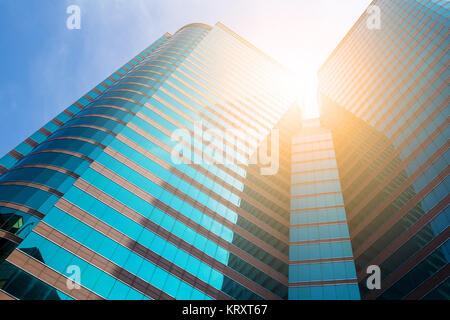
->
[318,0,449,300]
[1,0,448,301]
[0,22,299,300]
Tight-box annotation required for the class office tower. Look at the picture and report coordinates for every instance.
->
[289,118,360,300]
[318,0,449,300]
[1,0,448,301]
[0,22,298,300]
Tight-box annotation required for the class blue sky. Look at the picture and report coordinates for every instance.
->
[0,0,372,156]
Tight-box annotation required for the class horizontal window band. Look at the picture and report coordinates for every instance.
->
[288,278,358,288]
[57,124,117,137]
[0,229,23,245]
[194,54,286,122]
[177,23,212,33]
[134,105,290,215]
[290,237,350,246]
[129,106,288,213]
[187,49,288,117]
[150,47,190,58]
[0,201,45,220]
[160,87,267,159]
[105,88,154,101]
[141,98,253,171]
[291,191,342,199]
[340,64,448,181]
[158,82,262,148]
[0,181,64,198]
[128,65,170,75]
[54,199,232,300]
[94,95,145,108]
[289,256,355,265]
[135,63,174,73]
[215,22,289,73]
[362,226,450,300]
[70,114,128,126]
[323,0,441,121]
[86,162,289,282]
[290,179,341,187]
[291,168,338,175]
[27,149,93,164]
[106,136,289,243]
[290,220,348,229]
[143,57,180,66]
[291,147,335,155]
[351,152,450,252]
[167,68,266,137]
[151,92,195,125]
[6,248,103,300]
[291,157,336,165]
[345,114,448,210]
[32,221,174,300]
[152,86,289,195]
[404,263,450,300]
[357,194,449,278]
[127,116,290,218]
[291,205,345,214]
[177,60,277,131]
[80,103,137,116]
[111,81,158,92]
[291,138,332,146]
[6,163,80,180]
[59,188,280,300]
[122,74,165,84]
[175,62,273,132]
[193,34,290,111]
[362,19,448,126]
[43,135,107,150]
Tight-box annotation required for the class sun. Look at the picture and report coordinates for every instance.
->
[281,53,321,120]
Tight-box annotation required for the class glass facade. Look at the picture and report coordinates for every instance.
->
[0,0,448,301]
[289,119,359,300]
[0,22,298,300]
[318,0,449,300]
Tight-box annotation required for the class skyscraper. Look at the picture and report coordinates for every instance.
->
[0,0,448,301]
[0,22,298,300]
[318,0,449,299]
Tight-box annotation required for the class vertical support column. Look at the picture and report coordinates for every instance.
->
[288,118,360,300]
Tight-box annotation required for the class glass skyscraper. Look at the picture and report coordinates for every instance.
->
[0,0,448,301]
[0,22,299,300]
[318,0,449,300]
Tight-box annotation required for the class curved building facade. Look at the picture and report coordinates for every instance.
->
[1,0,447,301]
[0,23,298,300]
